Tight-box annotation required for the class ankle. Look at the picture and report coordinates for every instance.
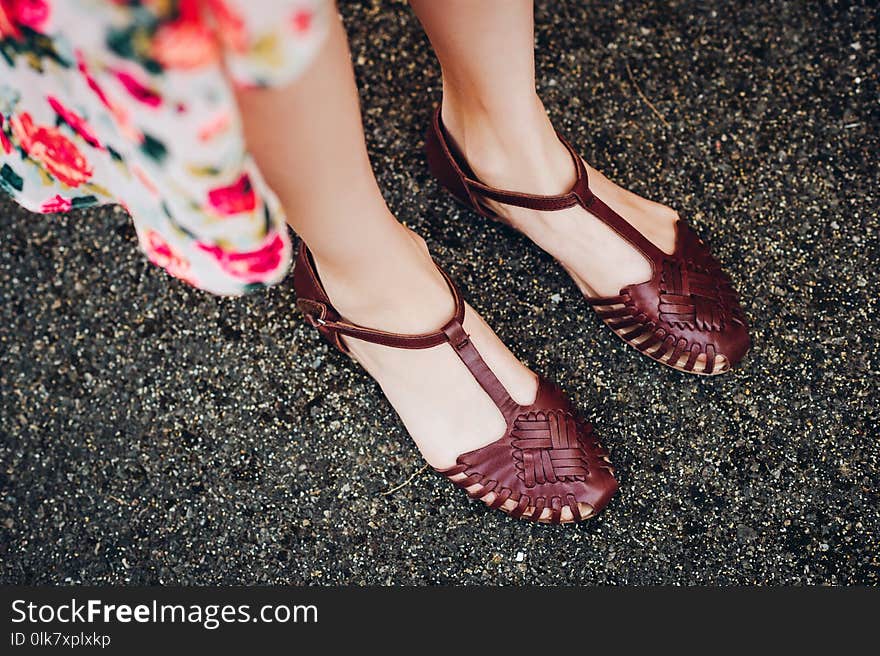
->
[441,83,544,129]
[440,91,574,196]
[310,230,455,335]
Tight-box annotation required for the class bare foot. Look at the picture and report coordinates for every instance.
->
[312,228,594,521]
[440,94,726,372]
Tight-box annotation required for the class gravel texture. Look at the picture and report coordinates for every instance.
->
[1,0,878,585]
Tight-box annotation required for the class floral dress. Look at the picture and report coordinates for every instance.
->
[0,0,330,295]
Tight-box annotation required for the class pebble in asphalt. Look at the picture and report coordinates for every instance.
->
[0,1,877,584]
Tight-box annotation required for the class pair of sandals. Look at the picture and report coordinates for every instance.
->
[294,108,751,524]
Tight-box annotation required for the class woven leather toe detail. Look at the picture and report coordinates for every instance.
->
[659,259,730,331]
[511,410,590,487]
[590,222,750,374]
[438,379,618,523]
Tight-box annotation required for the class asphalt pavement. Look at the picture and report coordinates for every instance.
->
[1,1,877,584]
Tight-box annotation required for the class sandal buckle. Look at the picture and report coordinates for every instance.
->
[303,312,326,328]
[297,299,329,328]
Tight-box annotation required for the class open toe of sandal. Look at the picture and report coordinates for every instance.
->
[425,106,751,375]
[292,240,618,524]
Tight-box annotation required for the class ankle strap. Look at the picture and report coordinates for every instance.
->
[462,136,594,213]
[435,108,665,264]
[294,241,519,414]
[295,242,466,350]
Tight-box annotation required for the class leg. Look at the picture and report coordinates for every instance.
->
[411,1,723,370]
[235,10,589,518]
[235,12,445,334]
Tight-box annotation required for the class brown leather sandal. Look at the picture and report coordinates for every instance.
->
[292,241,618,523]
[425,107,750,375]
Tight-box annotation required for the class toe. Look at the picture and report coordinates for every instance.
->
[578,502,595,519]
[450,469,599,523]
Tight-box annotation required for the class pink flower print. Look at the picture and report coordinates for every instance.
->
[9,0,48,30]
[207,0,247,53]
[196,232,286,281]
[0,0,49,38]
[291,7,313,34]
[77,51,142,143]
[47,95,102,149]
[131,164,159,196]
[76,50,112,110]
[0,115,12,154]
[112,70,162,108]
[0,7,18,39]
[197,111,230,142]
[207,173,257,215]
[40,194,72,213]
[150,0,220,71]
[142,229,195,285]
[10,112,93,187]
